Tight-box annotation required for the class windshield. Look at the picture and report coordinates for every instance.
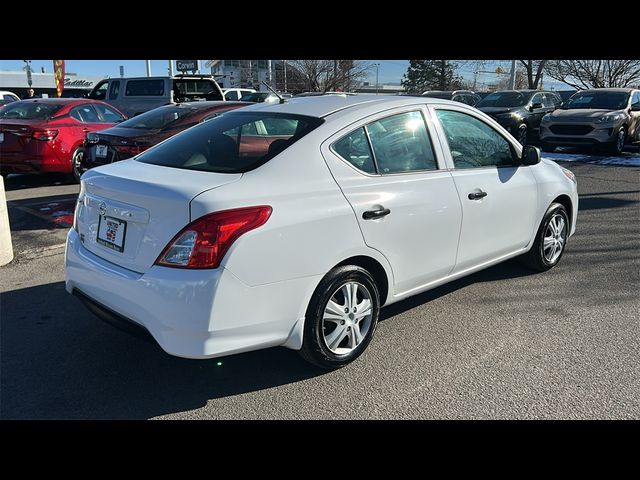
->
[563,91,629,110]
[136,112,324,173]
[117,106,200,130]
[476,92,530,108]
[0,102,64,120]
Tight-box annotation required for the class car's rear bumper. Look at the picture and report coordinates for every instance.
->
[0,151,69,173]
[65,228,319,358]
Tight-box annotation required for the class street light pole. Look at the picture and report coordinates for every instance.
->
[23,60,32,88]
[374,63,380,95]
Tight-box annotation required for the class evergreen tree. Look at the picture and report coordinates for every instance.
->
[402,60,463,93]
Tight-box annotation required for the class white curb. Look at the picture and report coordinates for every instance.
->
[0,176,14,266]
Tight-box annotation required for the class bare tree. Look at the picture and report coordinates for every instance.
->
[519,60,547,89]
[287,60,372,92]
[544,60,640,90]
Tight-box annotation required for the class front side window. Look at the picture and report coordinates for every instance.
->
[366,111,437,174]
[125,79,165,96]
[89,80,108,100]
[436,110,516,169]
[136,112,323,173]
[224,90,239,101]
[631,91,640,107]
[530,93,544,108]
[332,127,376,174]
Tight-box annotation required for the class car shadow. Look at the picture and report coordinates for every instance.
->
[1,260,533,419]
[380,258,532,321]
[0,281,327,419]
[3,173,76,191]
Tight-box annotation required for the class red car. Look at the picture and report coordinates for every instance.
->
[80,101,249,172]
[0,98,126,182]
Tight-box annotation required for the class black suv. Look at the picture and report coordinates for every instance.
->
[422,90,481,106]
[475,90,562,145]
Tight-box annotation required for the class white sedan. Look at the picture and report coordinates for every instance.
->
[65,95,578,369]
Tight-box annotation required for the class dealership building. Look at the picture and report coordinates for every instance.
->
[0,71,104,99]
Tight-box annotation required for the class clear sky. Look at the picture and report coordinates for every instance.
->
[0,59,565,89]
[0,59,410,84]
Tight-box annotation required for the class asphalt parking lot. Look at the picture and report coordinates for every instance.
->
[1,152,639,419]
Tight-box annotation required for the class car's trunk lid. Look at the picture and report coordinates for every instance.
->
[77,160,242,273]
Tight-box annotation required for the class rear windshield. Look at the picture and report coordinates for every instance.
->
[117,106,200,130]
[476,92,530,108]
[0,102,64,120]
[136,112,324,173]
[173,79,223,101]
[563,91,629,110]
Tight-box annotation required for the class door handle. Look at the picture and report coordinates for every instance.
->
[468,191,488,200]
[362,207,391,220]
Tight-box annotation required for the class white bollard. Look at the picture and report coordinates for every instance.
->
[0,175,14,266]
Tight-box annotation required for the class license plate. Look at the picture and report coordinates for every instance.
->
[0,132,4,143]
[97,215,127,252]
[95,145,108,158]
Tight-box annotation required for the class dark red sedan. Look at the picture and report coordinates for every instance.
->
[80,101,249,173]
[0,98,126,182]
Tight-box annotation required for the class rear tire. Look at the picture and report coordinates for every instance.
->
[299,265,380,369]
[70,147,84,184]
[522,202,569,272]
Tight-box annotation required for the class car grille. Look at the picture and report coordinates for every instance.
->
[549,124,594,135]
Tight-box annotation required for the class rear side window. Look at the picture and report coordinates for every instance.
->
[174,80,223,101]
[333,128,376,174]
[71,104,100,122]
[125,80,165,96]
[94,104,125,123]
[136,112,324,173]
[366,111,437,174]
[0,102,63,120]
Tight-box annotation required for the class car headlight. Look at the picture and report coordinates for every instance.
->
[596,113,622,123]
[561,166,576,184]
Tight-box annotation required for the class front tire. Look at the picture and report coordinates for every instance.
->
[522,202,569,272]
[606,127,626,155]
[299,266,380,369]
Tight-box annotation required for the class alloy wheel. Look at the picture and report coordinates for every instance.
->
[542,213,567,264]
[322,281,373,355]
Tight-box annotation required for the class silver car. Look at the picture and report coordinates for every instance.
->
[539,88,640,155]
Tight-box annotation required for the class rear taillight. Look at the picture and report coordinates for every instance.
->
[32,129,59,141]
[155,206,272,269]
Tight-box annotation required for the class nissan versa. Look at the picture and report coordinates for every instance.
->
[65,96,578,369]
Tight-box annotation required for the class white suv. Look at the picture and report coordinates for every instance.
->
[222,88,256,101]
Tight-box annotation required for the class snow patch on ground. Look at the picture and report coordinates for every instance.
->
[542,150,640,167]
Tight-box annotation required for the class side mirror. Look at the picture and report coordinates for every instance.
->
[521,145,541,165]
[631,104,640,112]
[530,102,543,111]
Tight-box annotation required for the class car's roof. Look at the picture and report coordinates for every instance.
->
[577,88,635,93]
[235,95,463,118]
[17,98,97,104]
[167,101,249,110]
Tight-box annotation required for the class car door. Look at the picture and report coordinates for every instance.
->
[321,108,462,295]
[430,106,538,272]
